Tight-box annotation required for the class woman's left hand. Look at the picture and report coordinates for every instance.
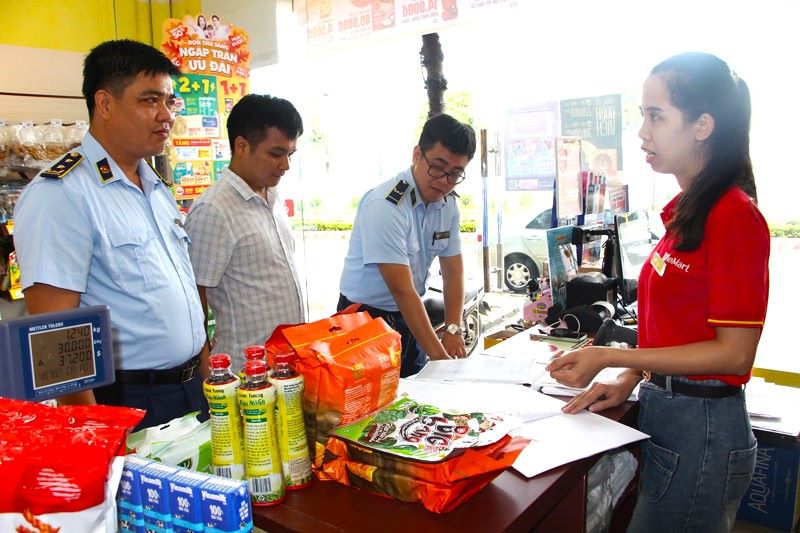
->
[560,374,640,414]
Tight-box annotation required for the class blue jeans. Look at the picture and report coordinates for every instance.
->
[627,376,756,533]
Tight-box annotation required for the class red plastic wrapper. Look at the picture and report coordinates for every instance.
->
[0,397,145,530]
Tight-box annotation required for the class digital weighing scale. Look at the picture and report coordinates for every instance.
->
[0,305,114,401]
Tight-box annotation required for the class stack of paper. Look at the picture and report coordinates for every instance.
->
[745,378,800,437]
[406,330,651,479]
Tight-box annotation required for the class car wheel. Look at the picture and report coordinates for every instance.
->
[463,308,481,356]
[504,253,539,293]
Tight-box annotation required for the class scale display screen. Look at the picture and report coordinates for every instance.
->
[1,305,114,401]
[28,321,97,389]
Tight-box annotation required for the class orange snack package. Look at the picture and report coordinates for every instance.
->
[322,434,529,513]
[266,310,401,468]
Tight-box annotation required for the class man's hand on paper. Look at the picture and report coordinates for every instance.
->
[442,332,467,359]
[558,371,641,414]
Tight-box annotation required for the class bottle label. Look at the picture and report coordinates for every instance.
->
[273,375,312,489]
[238,386,285,504]
[203,379,245,480]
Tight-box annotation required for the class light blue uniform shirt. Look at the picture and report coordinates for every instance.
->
[13,132,206,370]
[339,168,461,311]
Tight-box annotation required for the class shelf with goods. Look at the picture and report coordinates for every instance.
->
[0,119,88,303]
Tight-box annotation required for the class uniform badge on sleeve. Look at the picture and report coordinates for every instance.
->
[385,180,409,205]
[40,152,83,179]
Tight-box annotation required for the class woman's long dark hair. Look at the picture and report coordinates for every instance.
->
[651,52,756,251]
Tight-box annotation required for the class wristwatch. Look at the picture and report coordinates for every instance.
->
[445,323,462,335]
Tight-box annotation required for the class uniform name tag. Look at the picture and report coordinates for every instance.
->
[651,251,666,276]
[432,231,450,245]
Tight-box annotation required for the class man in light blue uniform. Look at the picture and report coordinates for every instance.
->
[13,40,207,430]
[339,114,476,377]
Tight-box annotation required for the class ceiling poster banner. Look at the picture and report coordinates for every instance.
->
[297,0,520,50]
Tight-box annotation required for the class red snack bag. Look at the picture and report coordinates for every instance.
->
[0,398,144,530]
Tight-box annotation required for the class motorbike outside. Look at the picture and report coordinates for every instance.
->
[422,274,489,356]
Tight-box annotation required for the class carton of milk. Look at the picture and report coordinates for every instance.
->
[139,462,180,532]
[200,476,253,532]
[117,455,152,533]
[168,469,209,532]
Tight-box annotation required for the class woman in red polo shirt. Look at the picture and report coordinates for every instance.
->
[547,52,770,532]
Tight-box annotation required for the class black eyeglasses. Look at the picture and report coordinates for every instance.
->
[421,151,466,185]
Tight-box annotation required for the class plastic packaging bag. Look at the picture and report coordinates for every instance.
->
[266,310,401,467]
[0,397,144,531]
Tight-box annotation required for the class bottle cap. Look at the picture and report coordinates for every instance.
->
[209,353,232,369]
[274,351,295,365]
[243,345,265,360]
[243,359,268,376]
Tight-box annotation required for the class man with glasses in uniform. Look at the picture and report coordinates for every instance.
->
[338,114,476,377]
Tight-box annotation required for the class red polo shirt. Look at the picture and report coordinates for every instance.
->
[637,186,770,386]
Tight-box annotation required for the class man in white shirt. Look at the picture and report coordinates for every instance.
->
[184,94,305,372]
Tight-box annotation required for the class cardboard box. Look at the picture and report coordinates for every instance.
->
[483,328,519,350]
[737,433,800,531]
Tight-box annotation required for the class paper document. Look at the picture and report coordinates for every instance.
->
[745,378,800,437]
[412,355,546,385]
[479,327,578,362]
[411,328,577,385]
[535,367,639,401]
[512,408,650,478]
[398,379,564,423]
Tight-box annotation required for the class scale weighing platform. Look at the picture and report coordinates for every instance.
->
[0,305,114,401]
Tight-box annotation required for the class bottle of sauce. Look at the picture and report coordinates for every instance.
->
[238,359,285,505]
[203,353,245,480]
[240,345,268,381]
[270,351,312,489]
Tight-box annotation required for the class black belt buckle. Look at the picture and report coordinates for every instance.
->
[180,362,197,383]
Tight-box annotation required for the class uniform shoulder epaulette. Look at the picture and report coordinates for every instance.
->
[385,180,409,205]
[40,151,83,180]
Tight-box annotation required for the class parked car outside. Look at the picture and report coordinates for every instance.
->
[501,208,552,293]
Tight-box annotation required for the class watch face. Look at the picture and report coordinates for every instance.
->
[446,324,460,335]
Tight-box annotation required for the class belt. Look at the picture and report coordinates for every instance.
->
[115,355,200,386]
[644,372,742,398]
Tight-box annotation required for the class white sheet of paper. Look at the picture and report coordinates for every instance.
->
[412,331,569,385]
[397,379,564,423]
[512,408,649,478]
[412,354,547,385]
[481,328,573,362]
[745,378,800,436]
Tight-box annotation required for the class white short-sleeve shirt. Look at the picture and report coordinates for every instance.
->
[13,132,206,370]
[339,168,461,311]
